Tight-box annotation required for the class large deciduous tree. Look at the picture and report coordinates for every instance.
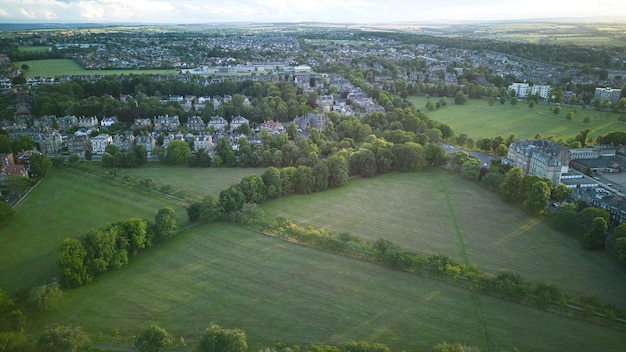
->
[37,325,90,352]
[500,166,525,201]
[238,174,267,204]
[461,158,481,180]
[326,155,349,188]
[29,152,52,178]
[135,325,172,352]
[152,207,177,242]
[523,181,551,215]
[294,165,314,194]
[583,217,608,250]
[0,201,16,227]
[58,237,91,288]
[165,140,191,166]
[196,322,248,352]
[424,143,448,167]
[349,148,377,177]
[28,283,63,313]
[219,186,245,214]
[262,166,283,199]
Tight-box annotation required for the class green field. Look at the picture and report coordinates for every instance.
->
[3,167,626,350]
[28,222,626,351]
[113,165,267,200]
[14,59,179,78]
[17,46,49,53]
[409,96,626,141]
[262,171,626,309]
[0,169,189,293]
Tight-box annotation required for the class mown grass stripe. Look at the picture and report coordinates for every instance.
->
[439,176,489,350]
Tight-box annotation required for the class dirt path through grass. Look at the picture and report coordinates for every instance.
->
[439,177,490,350]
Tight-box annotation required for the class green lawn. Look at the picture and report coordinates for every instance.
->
[29,222,626,352]
[113,165,267,200]
[0,169,188,293]
[262,170,626,309]
[14,59,178,78]
[409,96,626,141]
[17,46,49,52]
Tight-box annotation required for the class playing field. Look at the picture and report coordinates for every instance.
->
[262,170,626,310]
[111,165,267,200]
[14,59,178,77]
[408,96,626,141]
[0,169,189,293]
[28,222,626,352]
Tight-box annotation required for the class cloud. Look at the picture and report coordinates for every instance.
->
[0,0,624,23]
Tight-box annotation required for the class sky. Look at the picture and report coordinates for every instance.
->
[0,0,625,24]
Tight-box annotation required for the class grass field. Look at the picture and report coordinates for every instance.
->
[262,171,626,309]
[112,165,267,199]
[408,96,626,141]
[3,166,626,350]
[0,169,189,293]
[28,222,626,351]
[14,59,179,78]
[17,46,49,52]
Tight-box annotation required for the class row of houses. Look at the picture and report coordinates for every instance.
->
[35,115,118,131]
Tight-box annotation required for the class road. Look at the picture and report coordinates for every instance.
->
[439,142,497,167]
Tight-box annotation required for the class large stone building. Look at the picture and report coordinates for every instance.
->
[506,139,568,186]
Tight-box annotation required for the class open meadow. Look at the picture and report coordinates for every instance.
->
[29,222,626,352]
[111,164,267,200]
[14,59,178,78]
[3,166,626,351]
[262,170,626,310]
[0,168,189,293]
[408,96,626,142]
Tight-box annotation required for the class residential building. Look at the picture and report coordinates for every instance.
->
[1,163,28,186]
[111,133,135,153]
[100,116,118,127]
[208,116,228,131]
[135,135,157,157]
[508,82,551,100]
[594,87,622,104]
[39,131,63,155]
[34,115,56,129]
[66,135,91,155]
[56,115,78,131]
[0,153,15,167]
[162,132,185,149]
[193,134,214,152]
[185,115,206,131]
[230,115,249,132]
[91,134,112,154]
[133,118,153,129]
[153,115,180,131]
[79,116,99,129]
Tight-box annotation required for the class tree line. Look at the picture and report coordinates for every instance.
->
[57,207,177,288]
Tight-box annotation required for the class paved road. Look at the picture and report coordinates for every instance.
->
[439,142,497,167]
